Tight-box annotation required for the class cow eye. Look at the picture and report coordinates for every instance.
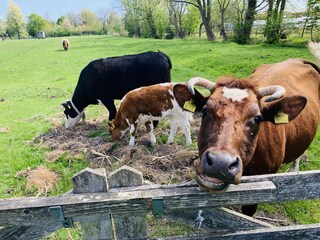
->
[254,115,263,124]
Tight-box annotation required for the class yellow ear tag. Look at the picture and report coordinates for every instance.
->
[108,121,115,129]
[183,100,196,112]
[274,111,289,124]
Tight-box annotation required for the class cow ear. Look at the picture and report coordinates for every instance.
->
[61,102,68,110]
[261,96,307,123]
[173,84,208,112]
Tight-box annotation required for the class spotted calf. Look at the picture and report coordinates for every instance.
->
[110,82,205,146]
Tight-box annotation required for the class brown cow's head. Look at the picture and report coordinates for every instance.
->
[174,77,307,193]
[110,112,130,142]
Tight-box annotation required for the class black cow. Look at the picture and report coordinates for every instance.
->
[62,51,172,128]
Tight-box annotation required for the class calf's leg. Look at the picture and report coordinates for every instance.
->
[129,123,137,146]
[178,116,192,145]
[167,117,178,144]
[145,121,156,146]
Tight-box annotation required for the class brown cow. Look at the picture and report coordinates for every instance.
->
[62,39,69,51]
[174,54,320,216]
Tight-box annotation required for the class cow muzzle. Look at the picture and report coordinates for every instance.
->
[196,150,243,192]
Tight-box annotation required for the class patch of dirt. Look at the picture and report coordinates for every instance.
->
[0,127,9,133]
[15,166,60,196]
[254,209,294,227]
[33,113,203,185]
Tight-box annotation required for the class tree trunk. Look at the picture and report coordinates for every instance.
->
[220,10,228,41]
[197,0,216,41]
[202,16,215,41]
[172,0,215,41]
[264,0,274,37]
[242,0,257,44]
[199,22,203,37]
[301,6,310,38]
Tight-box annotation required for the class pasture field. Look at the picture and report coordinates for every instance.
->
[0,35,320,238]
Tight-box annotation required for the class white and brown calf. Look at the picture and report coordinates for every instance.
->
[110,82,205,146]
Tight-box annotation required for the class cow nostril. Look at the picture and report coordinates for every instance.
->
[206,153,213,166]
[229,157,240,171]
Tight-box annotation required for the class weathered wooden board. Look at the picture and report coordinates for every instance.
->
[166,207,273,233]
[0,223,62,240]
[164,223,320,240]
[0,171,319,227]
[241,170,320,202]
[0,181,275,225]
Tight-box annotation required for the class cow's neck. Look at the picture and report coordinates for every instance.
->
[71,96,88,113]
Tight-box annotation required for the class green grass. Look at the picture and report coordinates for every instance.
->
[0,35,319,234]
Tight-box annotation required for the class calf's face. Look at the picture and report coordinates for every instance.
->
[109,117,129,142]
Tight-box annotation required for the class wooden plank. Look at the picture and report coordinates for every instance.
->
[165,207,273,233]
[241,170,320,202]
[72,168,114,240]
[164,223,320,240]
[0,181,276,225]
[0,223,62,240]
[0,170,319,226]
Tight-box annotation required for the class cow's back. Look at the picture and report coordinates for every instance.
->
[119,83,175,120]
[73,51,171,100]
[247,59,320,174]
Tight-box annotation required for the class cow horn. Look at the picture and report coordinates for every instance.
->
[258,85,286,102]
[188,77,216,95]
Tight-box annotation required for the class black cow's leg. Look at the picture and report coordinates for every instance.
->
[153,121,159,128]
[100,98,117,121]
[242,204,258,216]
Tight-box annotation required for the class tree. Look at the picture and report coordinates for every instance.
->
[121,0,142,37]
[168,1,187,38]
[97,8,109,34]
[120,0,169,38]
[66,12,81,28]
[301,0,320,40]
[172,0,216,41]
[233,0,258,44]
[217,0,231,41]
[55,16,73,36]
[6,0,26,38]
[182,5,201,36]
[0,17,5,35]
[167,1,200,38]
[27,14,46,37]
[78,9,98,32]
[57,16,66,25]
[141,0,159,38]
[264,0,287,44]
[107,11,126,35]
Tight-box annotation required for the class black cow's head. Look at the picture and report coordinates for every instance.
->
[61,100,85,128]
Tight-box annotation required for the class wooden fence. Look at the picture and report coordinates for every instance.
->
[0,166,320,239]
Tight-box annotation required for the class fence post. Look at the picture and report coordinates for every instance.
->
[108,165,147,239]
[72,168,113,240]
[72,166,147,240]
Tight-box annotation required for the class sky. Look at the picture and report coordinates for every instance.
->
[0,0,117,21]
[0,0,307,22]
